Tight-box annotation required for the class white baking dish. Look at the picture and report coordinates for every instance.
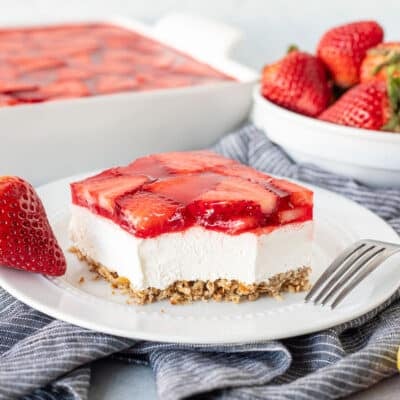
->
[252,86,400,188]
[1,14,258,185]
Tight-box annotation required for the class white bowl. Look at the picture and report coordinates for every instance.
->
[251,85,400,188]
[1,14,258,185]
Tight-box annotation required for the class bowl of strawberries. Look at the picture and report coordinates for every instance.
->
[252,20,400,188]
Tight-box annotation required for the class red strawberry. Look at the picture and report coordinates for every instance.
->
[124,155,169,180]
[71,172,149,214]
[201,177,279,214]
[271,179,313,207]
[319,79,400,132]
[211,163,273,184]
[277,206,312,225]
[0,176,66,275]
[188,176,279,233]
[145,173,224,204]
[154,151,235,174]
[317,21,384,88]
[57,67,93,81]
[95,75,138,94]
[0,81,39,94]
[0,94,18,106]
[68,52,93,66]
[116,192,185,238]
[14,57,65,73]
[41,80,90,99]
[171,60,227,79]
[13,90,48,104]
[0,65,17,80]
[92,63,133,75]
[360,42,400,83]
[143,75,193,89]
[261,49,331,117]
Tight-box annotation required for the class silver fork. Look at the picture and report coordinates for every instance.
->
[305,240,400,309]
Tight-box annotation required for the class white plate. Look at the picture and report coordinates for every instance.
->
[0,173,399,344]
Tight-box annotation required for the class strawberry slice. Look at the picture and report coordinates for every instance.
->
[92,62,134,75]
[116,192,185,237]
[124,155,169,179]
[217,215,260,233]
[171,61,228,79]
[41,80,90,99]
[155,151,235,174]
[144,75,193,89]
[211,163,273,184]
[196,177,279,214]
[57,67,93,81]
[13,90,48,103]
[68,53,93,66]
[145,173,224,204]
[0,81,39,94]
[0,94,18,106]
[187,177,279,233]
[47,39,99,58]
[0,176,66,275]
[188,198,262,234]
[71,174,148,214]
[277,206,312,225]
[0,65,17,80]
[14,57,65,73]
[95,75,138,94]
[101,49,138,64]
[271,179,313,207]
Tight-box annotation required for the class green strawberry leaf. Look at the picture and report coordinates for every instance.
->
[387,70,400,112]
[384,71,400,132]
[373,52,400,75]
[382,114,400,132]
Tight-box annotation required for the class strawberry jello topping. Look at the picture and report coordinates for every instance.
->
[0,23,233,107]
[71,152,313,238]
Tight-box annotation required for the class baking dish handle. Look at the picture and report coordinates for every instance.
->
[152,13,243,59]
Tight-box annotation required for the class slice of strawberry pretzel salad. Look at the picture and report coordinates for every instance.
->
[69,151,314,305]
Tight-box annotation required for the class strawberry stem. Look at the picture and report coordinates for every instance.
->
[373,52,400,75]
[287,44,299,54]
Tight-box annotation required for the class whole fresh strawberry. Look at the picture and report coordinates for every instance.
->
[317,21,384,88]
[360,42,400,83]
[261,49,332,117]
[318,78,400,132]
[0,176,66,275]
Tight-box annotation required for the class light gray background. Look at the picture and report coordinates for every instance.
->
[1,0,399,398]
[1,0,400,69]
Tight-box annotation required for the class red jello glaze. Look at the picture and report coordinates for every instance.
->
[71,151,314,238]
[0,22,234,107]
[71,172,150,216]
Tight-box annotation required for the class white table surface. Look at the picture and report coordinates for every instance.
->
[1,0,399,398]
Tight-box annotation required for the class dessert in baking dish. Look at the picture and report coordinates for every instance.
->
[69,151,313,304]
[0,22,234,106]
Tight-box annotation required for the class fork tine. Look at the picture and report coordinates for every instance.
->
[330,249,388,308]
[320,246,384,306]
[312,244,375,304]
[305,241,366,302]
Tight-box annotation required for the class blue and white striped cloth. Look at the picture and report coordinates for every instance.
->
[1,125,400,400]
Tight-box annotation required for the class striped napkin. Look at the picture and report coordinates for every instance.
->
[1,125,400,400]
